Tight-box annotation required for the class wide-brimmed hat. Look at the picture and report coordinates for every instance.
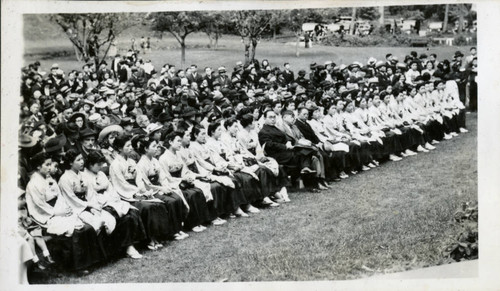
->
[98,124,124,142]
[120,117,135,127]
[95,100,108,109]
[68,112,86,123]
[44,134,67,153]
[104,79,117,89]
[282,91,293,100]
[44,111,57,123]
[88,113,101,122]
[375,60,386,68]
[454,51,464,58]
[109,103,121,111]
[96,115,111,129]
[348,62,362,70]
[182,107,197,118]
[63,122,80,140]
[60,86,71,95]
[146,123,163,135]
[19,134,37,148]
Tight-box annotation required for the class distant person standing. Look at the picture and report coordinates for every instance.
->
[304,32,310,48]
[130,38,136,54]
[140,36,146,54]
[145,37,151,54]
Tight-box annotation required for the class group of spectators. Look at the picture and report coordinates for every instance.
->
[17,46,477,281]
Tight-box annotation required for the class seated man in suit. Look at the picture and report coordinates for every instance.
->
[258,110,322,189]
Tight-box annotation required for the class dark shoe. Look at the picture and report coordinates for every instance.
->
[332,178,341,182]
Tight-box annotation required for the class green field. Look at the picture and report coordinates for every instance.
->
[23,15,477,283]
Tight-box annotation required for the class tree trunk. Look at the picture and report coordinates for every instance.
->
[250,38,258,62]
[458,5,465,32]
[214,33,219,50]
[349,7,357,35]
[244,42,250,64]
[443,4,449,32]
[207,33,213,48]
[181,41,186,69]
[295,34,300,57]
[74,45,83,62]
[273,27,276,41]
[99,38,114,67]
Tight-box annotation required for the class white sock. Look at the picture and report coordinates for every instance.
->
[42,250,50,257]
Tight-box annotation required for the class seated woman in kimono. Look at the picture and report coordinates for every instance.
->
[160,131,238,225]
[25,152,105,271]
[58,149,116,236]
[82,150,146,259]
[205,119,269,217]
[109,135,174,250]
[134,135,208,236]
[223,117,290,203]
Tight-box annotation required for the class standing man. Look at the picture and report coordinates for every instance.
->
[282,63,295,86]
[187,64,203,86]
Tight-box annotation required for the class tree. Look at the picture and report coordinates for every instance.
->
[51,13,135,68]
[230,10,274,64]
[349,7,357,35]
[200,11,228,50]
[288,10,306,57]
[357,7,380,20]
[443,4,449,32]
[152,11,203,68]
[268,10,288,41]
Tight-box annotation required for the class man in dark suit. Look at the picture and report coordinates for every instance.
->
[214,67,232,89]
[294,107,338,186]
[203,67,215,90]
[258,110,316,178]
[282,62,295,85]
[186,64,203,86]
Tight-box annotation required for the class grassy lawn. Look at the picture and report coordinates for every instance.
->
[31,114,477,284]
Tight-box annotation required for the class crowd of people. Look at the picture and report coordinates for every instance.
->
[18,46,477,281]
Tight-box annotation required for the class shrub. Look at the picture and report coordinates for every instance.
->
[442,202,478,262]
[321,33,422,47]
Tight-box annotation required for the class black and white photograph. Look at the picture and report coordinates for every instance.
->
[1,0,499,290]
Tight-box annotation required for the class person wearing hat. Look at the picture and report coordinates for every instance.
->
[68,112,87,131]
[44,111,59,138]
[107,103,123,125]
[295,70,311,89]
[18,134,40,188]
[76,127,99,159]
[215,67,232,89]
